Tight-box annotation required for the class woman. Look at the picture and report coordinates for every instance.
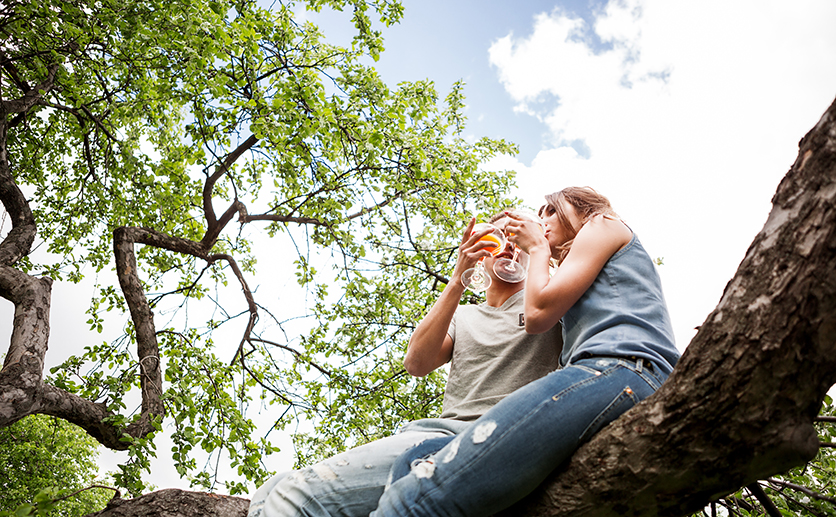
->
[372,187,680,517]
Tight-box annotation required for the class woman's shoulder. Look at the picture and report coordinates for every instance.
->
[578,214,632,252]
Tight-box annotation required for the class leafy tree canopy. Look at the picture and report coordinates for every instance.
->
[0,414,112,516]
[0,0,518,497]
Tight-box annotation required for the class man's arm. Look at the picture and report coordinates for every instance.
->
[404,218,491,377]
[403,281,462,376]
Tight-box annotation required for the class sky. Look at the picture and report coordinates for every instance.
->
[4,0,836,494]
[319,0,836,352]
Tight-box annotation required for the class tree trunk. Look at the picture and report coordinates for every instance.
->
[496,95,836,516]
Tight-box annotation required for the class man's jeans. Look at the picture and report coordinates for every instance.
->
[371,357,668,517]
[247,418,473,517]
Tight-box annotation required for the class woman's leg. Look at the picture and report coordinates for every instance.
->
[389,436,456,486]
[372,358,666,517]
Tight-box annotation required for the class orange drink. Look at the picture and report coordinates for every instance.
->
[462,222,506,293]
[479,233,504,255]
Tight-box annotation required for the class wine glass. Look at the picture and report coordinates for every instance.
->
[461,223,506,293]
[493,211,544,283]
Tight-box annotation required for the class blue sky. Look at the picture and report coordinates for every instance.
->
[303,0,836,352]
[306,0,612,162]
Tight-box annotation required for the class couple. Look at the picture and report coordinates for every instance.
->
[249,187,680,516]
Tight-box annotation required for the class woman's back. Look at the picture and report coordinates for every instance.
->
[560,231,679,375]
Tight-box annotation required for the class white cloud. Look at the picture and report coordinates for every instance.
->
[486,0,836,349]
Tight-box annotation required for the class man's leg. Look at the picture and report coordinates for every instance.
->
[372,358,668,517]
[248,419,471,517]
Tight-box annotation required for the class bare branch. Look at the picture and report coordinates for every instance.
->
[207,253,258,365]
[202,134,259,238]
[768,477,836,504]
[248,337,333,378]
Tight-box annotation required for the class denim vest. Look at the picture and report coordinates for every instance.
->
[560,232,679,375]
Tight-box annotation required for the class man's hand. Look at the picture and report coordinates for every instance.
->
[450,217,497,285]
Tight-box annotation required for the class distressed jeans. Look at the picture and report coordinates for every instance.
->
[371,357,668,517]
[247,418,473,517]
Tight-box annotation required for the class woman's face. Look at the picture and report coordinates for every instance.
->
[542,199,579,249]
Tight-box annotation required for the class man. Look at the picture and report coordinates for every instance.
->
[248,211,562,517]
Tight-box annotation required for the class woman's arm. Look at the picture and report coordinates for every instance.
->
[520,215,631,334]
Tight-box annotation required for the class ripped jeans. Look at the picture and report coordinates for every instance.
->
[247,418,473,517]
[371,357,668,517]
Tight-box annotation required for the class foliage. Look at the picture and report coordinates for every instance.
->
[0,414,111,516]
[2,0,517,497]
[693,397,836,517]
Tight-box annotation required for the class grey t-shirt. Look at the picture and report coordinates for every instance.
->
[440,290,563,421]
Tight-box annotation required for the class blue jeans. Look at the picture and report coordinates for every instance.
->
[247,419,473,517]
[371,357,668,517]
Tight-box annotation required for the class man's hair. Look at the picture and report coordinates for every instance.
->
[488,208,531,224]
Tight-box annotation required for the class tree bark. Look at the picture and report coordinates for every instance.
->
[88,490,248,517]
[496,94,836,516]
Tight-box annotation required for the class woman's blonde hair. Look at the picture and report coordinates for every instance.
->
[539,186,618,264]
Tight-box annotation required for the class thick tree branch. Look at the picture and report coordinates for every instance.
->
[106,227,226,443]
[88,489,248,517]
[0,63,59,115]
[499,94,836,516]
[112,227,168,442]
[0,270,52,421]
[746,483,782,517]
[0,121,36,266]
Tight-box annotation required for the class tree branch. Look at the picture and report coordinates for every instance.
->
[88,489,248,517]
[0,62,59,115]
[768,477,836,504]
[201,134,259,246]
[746,482,782,517]
[207,253,258,366]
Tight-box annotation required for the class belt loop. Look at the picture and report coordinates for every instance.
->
[636,357,643,373]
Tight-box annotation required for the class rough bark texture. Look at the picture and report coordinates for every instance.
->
[495,95,836,516]
[88,490,248,517]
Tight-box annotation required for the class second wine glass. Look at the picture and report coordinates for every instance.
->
[493,211,543,283]
[461,223,506,293]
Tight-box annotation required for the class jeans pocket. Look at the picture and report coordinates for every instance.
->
[578,384,640,443]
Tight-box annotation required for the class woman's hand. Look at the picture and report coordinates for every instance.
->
[503,212,549,255]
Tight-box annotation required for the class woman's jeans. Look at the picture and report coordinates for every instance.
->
[247,418,473,517]
[371,357,668,517]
